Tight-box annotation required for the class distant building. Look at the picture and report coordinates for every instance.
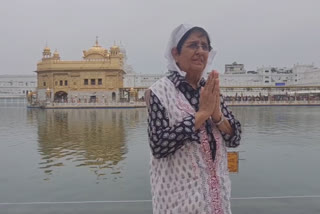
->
[220,73,262,87]
[221,62,261,86]
[0,75,37,98]
[123,73,164,88]
[123,72,164,99]
[292,64,320,86]
[35,38,125,103]
[225,62,246,74]
[221,63,320,87]
[4,51,320,104]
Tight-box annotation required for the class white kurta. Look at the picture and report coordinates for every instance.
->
[149,77,232,214]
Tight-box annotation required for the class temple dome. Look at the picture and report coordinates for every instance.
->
[42,46,52,59]
[88,43,106,53]
[110,45,120,56]
[53,49,59,55]
[110,45,120,51]
[83,37,108,59]
[52,49,60,60]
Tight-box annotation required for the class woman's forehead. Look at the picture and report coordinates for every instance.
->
[185,33,208,43]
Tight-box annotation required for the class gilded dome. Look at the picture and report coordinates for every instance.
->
[110,44,121,56]
[88,43,106,52]
[52,49,60,60]
[43,46,51,54]
[53,49,59,56]
[42,46,52,59]
[83,38,108,59]
[110,45,120,51]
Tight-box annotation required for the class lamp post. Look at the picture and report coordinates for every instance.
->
[27,91,32,105]
[46,88,51,104]
[130,88,135,102]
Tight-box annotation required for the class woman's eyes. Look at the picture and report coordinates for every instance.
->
[187,43,209,51]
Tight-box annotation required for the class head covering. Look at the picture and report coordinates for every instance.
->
[165,24,216,78]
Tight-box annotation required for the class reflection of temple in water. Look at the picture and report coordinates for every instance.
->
[28,109,145,181]
[28,108,239,178]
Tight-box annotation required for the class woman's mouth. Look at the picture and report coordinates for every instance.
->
[193,59,203,65]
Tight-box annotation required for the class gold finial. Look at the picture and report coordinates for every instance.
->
[95,36,99,46]
[43,41,51,53]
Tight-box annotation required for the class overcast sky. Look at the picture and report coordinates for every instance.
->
[0,0,319,75]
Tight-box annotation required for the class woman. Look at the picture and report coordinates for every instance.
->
[145,24,242,214]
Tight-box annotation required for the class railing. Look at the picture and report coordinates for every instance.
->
[226,100,320,106]
[43,101,147,108]
[28,100,320,108]
[0,96,26,99]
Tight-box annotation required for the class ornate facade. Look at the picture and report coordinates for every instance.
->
[35,38,125,104]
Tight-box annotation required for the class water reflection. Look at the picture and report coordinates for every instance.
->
[229,106,320,198]
[231,106,320,138]
[27,109,134,181]
[26,106,320,182]
[2,105,320,204]
[0,98,27,108]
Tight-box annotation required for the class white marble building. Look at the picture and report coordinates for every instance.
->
[225,62,246,74]
[123,73,164,88]
[1,62,319,99]
[123,63,320,91]
[0,75,37,98]
[220,73,262,86]
[293,64,320,86]
[220,63,320,87]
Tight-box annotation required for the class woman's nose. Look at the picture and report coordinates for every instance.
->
[195,46,207,54]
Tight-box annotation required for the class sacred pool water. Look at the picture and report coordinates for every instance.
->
[0,99,320,214]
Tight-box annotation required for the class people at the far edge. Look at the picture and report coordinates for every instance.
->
[145,24,242,214]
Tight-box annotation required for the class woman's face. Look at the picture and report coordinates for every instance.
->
[172,31,210,75]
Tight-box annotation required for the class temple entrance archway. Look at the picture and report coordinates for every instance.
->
[112,92,116,102]
[54,91,68,103]
[90,96,96,103]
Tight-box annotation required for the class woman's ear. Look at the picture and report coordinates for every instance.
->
[171,47,179,62]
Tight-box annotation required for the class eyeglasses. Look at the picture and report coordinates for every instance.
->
[184,42,212,52]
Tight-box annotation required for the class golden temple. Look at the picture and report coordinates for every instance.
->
[34,38,125,104]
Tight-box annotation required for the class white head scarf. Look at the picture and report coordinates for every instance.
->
[165,24,216,78]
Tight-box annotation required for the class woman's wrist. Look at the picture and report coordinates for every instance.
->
[212,113,223,123]
[195,111,210,130]
[214,115,225,126]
